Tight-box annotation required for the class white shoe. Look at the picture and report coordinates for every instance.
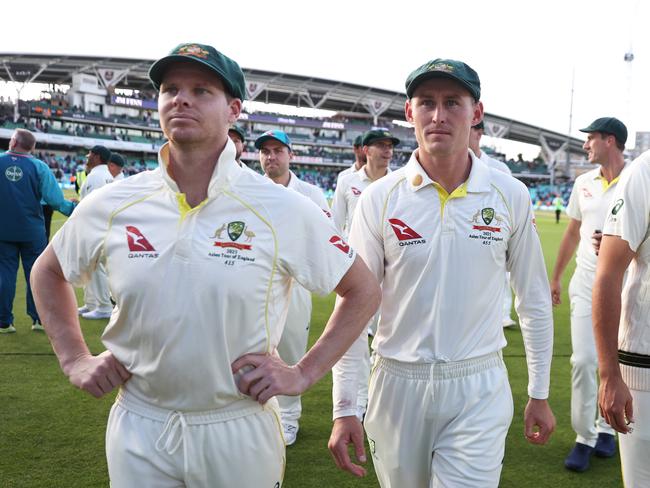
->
[282,421,299,446]
[78,305,91,315]
[502,317,516,328]
[82,309,112,320]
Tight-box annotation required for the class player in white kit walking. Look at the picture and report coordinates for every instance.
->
[30,42,381,488]
[469,120,517,328]
[77,145,114,320]
[328,58,555,487]
[551,117,628,471]
[256,129,331,445]
[593,149,650,487]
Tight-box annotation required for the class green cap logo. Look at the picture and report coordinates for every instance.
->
[227,221,245,241]
[428,62,454,73]
[481,207,495,225]
[612,199,624,215]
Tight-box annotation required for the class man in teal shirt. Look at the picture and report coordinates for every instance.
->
[0,129,76,333]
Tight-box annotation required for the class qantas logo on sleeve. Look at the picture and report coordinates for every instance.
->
[388,218,426,246]
[126,226,159,258]
[329,235,353,257]
[351,187,362,196]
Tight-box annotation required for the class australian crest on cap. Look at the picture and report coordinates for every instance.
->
[428,62,454,73]
[177,44,209,59]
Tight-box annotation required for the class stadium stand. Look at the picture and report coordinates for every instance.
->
[0,53,589,198]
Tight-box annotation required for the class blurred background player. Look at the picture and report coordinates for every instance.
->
[256,129,331,445]
[0,128,76,334]
[553,193,564,223]
[332,128,398,421]
[551,116,628,471]
[469,121,517,327]
[108,153,126,180]
[228,125,247,166]
[336,135,366,184]
[593,149,650,487]
[332,129,398,237]
[77,145,114,320]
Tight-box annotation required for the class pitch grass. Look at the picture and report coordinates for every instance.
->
[0,212,623,487]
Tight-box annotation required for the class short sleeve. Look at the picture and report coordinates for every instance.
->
[604,155,650,252]
[277,193,355,295]
[51,187,112,286]
[565,182,581,221]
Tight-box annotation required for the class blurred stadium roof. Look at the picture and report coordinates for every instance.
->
[0,53,585,155]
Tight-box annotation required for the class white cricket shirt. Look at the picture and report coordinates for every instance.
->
[52,139,355,412]
[566,163,628,273]
[603,150,650,390]
[331,166,390,236]
[80,164,114,199]
[332,150,553,418]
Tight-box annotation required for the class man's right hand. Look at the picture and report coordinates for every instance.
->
[328,416,367,477]
[550,278,562,306]
[65,351,131,398]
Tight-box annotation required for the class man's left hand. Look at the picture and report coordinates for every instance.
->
[232,353,310,404]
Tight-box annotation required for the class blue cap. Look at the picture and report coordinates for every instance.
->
[254,130,292,151]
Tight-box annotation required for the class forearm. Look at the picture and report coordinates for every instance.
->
[332,323,368,418]
[297,277,379,391]
[592,274,623,379]
[31,249,91,375]
[551,221,580,282]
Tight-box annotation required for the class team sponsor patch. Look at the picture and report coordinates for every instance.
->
[126,226,159,258]
[329,235,354,257]
[388,218,426,246]
[581,187,593,198]
[350,186,362,196]
[5,165,23,182]
[209,221,256,266]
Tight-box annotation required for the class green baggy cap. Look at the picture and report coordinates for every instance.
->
[149,43,246,100]
[405,59,480,101]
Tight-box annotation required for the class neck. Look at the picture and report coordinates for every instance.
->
[470,146,482,158]
[364,162,387,181]
[270,171,291,187]
[168,140,225,207]
[354,160,364,171]
[599,153,626,182]
[417,148,472,193]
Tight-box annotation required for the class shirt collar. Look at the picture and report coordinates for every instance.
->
[286,170,299,189]
[405,149,491,193]
[359,165,390,182]
[158,137,241,197]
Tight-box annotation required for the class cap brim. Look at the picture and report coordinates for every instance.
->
[408,71,478,100]
[254,135,291,150]
[149,55,236,98]
[365,137,400,147]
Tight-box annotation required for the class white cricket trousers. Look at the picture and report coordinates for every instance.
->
[620,387,650,487]
[276,285,311,423]
[106,390,285,488]
[83,262,113,313]
[364,352,513,488]
[569,267,614,446]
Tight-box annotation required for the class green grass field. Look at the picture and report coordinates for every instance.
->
[0,211,623,487]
